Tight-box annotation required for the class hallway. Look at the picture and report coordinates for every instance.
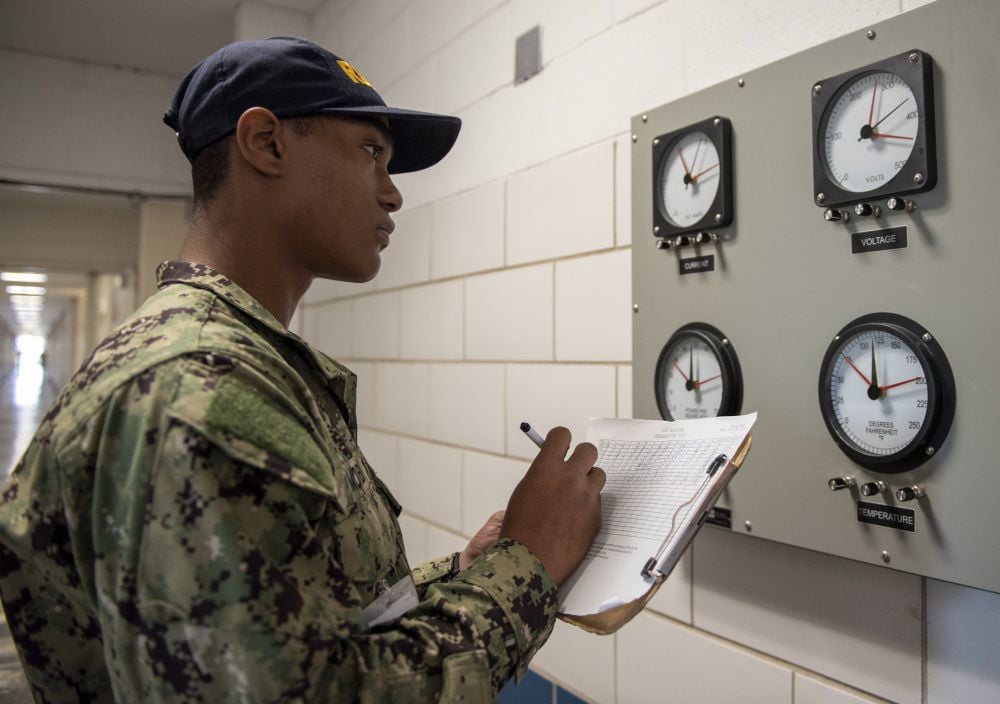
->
[0,358,58,702]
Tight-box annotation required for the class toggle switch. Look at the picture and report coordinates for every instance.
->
[886,197,916,213]
[828,477,856,491]
[860,481,888,497]
[854,202,882,218]
[674,234,692,248]
[694,231,718,245]
[896,485,925,502]
[655,237,674,250]
[824,208,851,223]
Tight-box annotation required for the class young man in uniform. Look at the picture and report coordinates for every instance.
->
[0,37,605,702]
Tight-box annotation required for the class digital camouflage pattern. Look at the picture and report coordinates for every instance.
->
[0,261,558,703]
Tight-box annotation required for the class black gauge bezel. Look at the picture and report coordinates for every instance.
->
[652,116,734,238]
[654,322,743,421]
[818,313,955,473]
[811,49,936,209]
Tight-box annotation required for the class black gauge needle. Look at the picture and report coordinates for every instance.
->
[872,98,909,130]
[687,348,695,391]
[859,97,910,141]
[867,344,882,400]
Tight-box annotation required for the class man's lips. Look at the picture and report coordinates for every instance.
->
[376,219,394,248]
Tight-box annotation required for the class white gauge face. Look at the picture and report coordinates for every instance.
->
[659,131,721,227]
[823,71,919,193]
[660,336,725,420]
[828,329,929,457]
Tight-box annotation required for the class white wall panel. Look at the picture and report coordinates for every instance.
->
[357,428,399,493]
[795,675,876,704]
[376,204,432,290]
[428,363,506,453]
[373,362,430,436]
[465,264,553,361]
[400,280,464,360]
[352,292,399,358]
[397,438,462,530]
[408,0,506,68]
[305,299,353,359]
[926,580,1000,703]
[554,249,631,362]
[532,621,616,704]
[509,0,614,64]
[430,182,506,279]
[461,450,526,537]
[433,5,513,114]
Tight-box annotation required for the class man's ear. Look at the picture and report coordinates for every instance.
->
[233,107,286,176]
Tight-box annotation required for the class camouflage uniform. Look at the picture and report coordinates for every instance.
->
[0,261,557,703]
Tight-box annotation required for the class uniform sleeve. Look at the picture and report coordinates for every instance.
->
[97,363,558,703]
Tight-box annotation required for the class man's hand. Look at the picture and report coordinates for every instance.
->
[500,427,605,585]
[459,510,505,570]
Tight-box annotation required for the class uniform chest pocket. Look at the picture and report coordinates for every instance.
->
[331,476,406,596]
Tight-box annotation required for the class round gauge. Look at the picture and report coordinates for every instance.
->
[654,323,742,421]
[811,50,936,209]
[818,313,955,473]
[659,131,721,228]
[822,71,917,193]
[651,116,733,238]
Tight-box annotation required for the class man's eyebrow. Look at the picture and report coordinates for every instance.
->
[354,116,394,147]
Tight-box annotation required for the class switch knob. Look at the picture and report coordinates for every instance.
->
[674,235,691,248]
[828,477,856,491]
[824,208,850,223]
[860,481,887,497]
[854,203,881,218]
[896,486,925,502]
[655,237,674,250]
[694,231,718,244]
[886,197,916,213]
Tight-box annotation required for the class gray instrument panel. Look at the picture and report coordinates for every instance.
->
[630,0,1000,593]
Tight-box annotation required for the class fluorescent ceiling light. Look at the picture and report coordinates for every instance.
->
[1,272,48,284]
[9,295,46,306]
[5,285,46,296]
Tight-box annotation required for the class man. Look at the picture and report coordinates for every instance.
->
[0,37,604,702]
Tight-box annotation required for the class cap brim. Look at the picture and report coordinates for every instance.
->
[317,105,461,174]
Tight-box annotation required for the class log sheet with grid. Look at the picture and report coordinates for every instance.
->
[597,438,718,541]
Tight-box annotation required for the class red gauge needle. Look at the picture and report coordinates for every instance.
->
[873,132,913,140]
[691,163,719,182]
[694,374,722,389]
[672,359,690,382]
[843,355,872,386]
[867,77,878,127]
[880,376,923,392]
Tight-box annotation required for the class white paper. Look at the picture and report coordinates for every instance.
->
[557,413,757,616]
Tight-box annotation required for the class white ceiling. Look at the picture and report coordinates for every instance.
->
[0,0,326,76]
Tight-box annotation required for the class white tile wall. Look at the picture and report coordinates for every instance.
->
[612,0,664,23]
[382,57,439,114]
[461,450,527,537]
[305,299,353,359]
[618,612,792,703]
[614,133,632,246]
[554,249,631,362]
[795,675,877,704]
[430,182,506,279]
[434,5,513,113]
[345,3,410,88]
[616,365,632,419]
[376,204,432,290]
[352,291,399,358]
[926,580,1000,702]
[349,360,376,428]
[398,512,430,566]
[313,0,408,58]
[505,364,616,460]
[397,438,463,531]
[400,280,464,360]
[428,363,506,453]
[465,264,553,361]
[509,0,614,64]
[532,621,616,704]
[357,428,399,493]
[408,0,506,68]
[373,362,430,436]
[426,524,468,561]
[506,143,615,266]
[693,529,921,703]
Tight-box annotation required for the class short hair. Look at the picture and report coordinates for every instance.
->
[190,116,320,208]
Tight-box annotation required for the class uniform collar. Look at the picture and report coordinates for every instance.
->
[156,260,353,387]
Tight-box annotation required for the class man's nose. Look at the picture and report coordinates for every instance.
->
[380,174,403,213]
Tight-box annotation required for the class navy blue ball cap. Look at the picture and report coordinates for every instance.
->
[163,36,461,174]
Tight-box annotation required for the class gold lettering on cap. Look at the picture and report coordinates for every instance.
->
[337,60,374,88]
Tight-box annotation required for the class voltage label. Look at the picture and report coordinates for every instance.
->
[679,255,715,275]
[851,226,907,254]
[857,501,915,532]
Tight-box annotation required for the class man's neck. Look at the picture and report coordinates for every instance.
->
[179,207,311,328]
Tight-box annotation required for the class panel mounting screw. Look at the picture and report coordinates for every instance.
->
[653,137,660,146]
[922,332,932,342]
[914,172,924,184]
[813,83,823,95]
[833,335,840,342]
[633,304,639,313]
[632,134,637,143]
[816,192,826,203]
[654,225,660,234]
[744,521,752,532]
[909,52,919,64]
[737,78,745,87]
[925,445,935,456]
[722,338,730,346]
[714,213,722,223]
[713,117,721,127]
[881,551,891,563]
[867,30,876,40]
[642,114,648,122]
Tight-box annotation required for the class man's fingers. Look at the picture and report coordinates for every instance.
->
[566,441,598,471]
[588,465,607,492]
[541,426,572,458]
